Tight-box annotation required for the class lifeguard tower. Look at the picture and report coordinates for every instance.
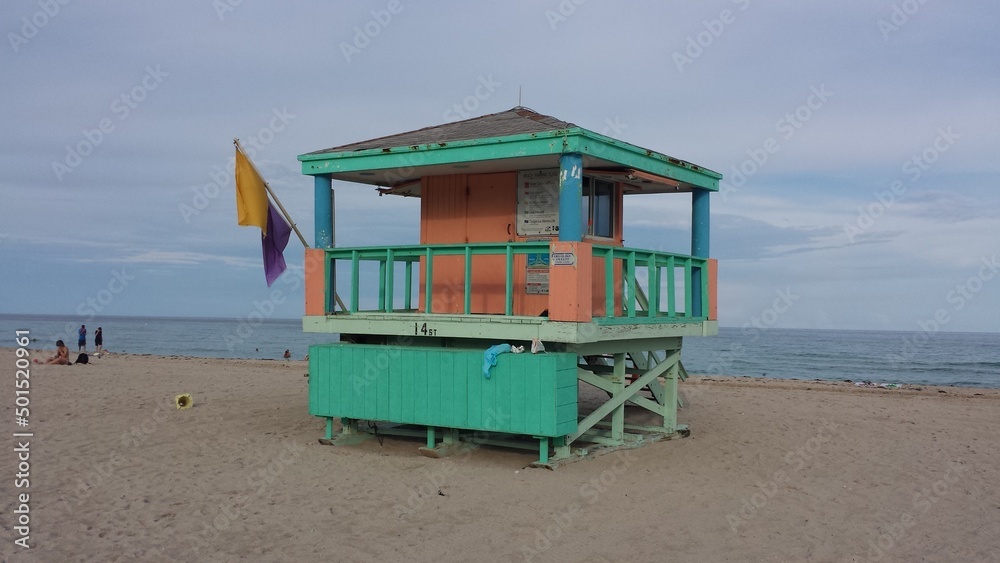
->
[299,107,719,466]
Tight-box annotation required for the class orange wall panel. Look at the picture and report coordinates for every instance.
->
[304,248,326,316]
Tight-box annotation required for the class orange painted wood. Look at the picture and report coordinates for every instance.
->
[547,241,593,322]
[466,173,516,314]
[304,248,326,315]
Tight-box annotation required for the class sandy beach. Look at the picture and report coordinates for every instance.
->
[3,348,999,562]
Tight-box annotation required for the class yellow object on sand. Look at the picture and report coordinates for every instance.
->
[175,393,194,409]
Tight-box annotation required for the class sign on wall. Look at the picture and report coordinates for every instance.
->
[516,168,560,236]
[525,251,550,295]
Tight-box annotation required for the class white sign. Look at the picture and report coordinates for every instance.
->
[551,252,576,266]
[516,168,559,236]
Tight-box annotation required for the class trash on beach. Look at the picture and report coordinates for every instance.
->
[853,381,901,389]
[175,393,194,409]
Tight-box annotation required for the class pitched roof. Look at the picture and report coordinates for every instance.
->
[305,107,575,155]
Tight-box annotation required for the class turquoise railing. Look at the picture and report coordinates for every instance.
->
[324,242,550,316]
[591,245,709,324]
[322,242,709,322]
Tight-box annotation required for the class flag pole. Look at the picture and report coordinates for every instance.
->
[234,138,309,249]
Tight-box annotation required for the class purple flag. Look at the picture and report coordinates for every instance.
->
[262,202,291,286]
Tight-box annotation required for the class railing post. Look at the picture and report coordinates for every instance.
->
[350,250,360,313]
[626,251,636,318]
[666,255,676,318]
[504,245,514,316]
[647,254,659,318]
[464,246,473,315]
[404,260,413,311]
[384,248,394,312]
[604,248,614,318]
[683,258,693,317]
[424,247,434,314]
[700,260,709,321]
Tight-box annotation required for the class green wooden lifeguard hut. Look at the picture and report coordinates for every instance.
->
[299,107,719,466]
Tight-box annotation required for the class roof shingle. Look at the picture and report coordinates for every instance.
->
[306,107,576,155]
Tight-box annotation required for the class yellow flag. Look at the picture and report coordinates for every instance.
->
[235,148,269,234]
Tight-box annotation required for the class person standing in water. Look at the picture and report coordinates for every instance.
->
[78,324,87,352]
[95,327,104,354]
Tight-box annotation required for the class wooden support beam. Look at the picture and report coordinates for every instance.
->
[569,351,679,444]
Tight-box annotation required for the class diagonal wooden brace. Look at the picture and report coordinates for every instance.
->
[569,350,679,444]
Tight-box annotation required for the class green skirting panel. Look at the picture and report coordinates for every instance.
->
[309,343,578,438]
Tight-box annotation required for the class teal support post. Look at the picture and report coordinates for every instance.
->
[427,427,436,449]
[691,189,710,317]
[691,188,710,258]
[314,174,333,248]
[315,175,335,312]
[325,417,333,440]
[558,153,583,241]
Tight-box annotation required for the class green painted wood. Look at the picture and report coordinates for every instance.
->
[464,247,472,315]
[626,252,636,317]
[298,129,721,191]
[309,344,577,437]
[424,247,433,313]
[604,248,614,318]
[667,257,676,318]
[324,254,333,314]
[505,246,514,316]
[648,257,659,317]
[322,242,708,322]
[684,258,693,318]
[351,250,360,312]
[385,249,395,311]
[404,261,412,310]
[378,258,387,311]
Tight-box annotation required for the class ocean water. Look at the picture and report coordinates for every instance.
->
[2,315,997,388]
[0,314,336,362]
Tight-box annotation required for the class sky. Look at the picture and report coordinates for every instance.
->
[2,1,998,332]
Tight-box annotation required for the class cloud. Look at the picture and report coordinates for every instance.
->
[74,250,260,268]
